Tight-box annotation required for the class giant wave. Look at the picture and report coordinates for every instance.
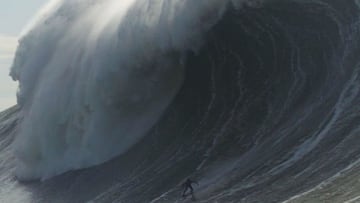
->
[10,0,232,180]
[1,0,360,202]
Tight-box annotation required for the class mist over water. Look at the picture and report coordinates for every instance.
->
[9,0,253,181]
[1,0,360,202]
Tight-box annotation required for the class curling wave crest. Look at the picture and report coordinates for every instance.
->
[10,0,239,180]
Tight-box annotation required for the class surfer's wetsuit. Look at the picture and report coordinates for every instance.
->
[182,179,198,197]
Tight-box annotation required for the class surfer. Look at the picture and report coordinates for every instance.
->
[182,178,199,198]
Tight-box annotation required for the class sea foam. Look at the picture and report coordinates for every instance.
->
[10,0,246,180]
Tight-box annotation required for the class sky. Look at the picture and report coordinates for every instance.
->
[0,0,48,111]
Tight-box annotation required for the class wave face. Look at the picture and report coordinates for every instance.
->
[3,0,360,202]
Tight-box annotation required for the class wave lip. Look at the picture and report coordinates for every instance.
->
[9,0,231,180]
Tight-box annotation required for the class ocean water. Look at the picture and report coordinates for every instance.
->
[1,0,360,202]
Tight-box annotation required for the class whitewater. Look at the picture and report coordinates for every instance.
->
[10,0,231,180]
[1,0,360,202]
